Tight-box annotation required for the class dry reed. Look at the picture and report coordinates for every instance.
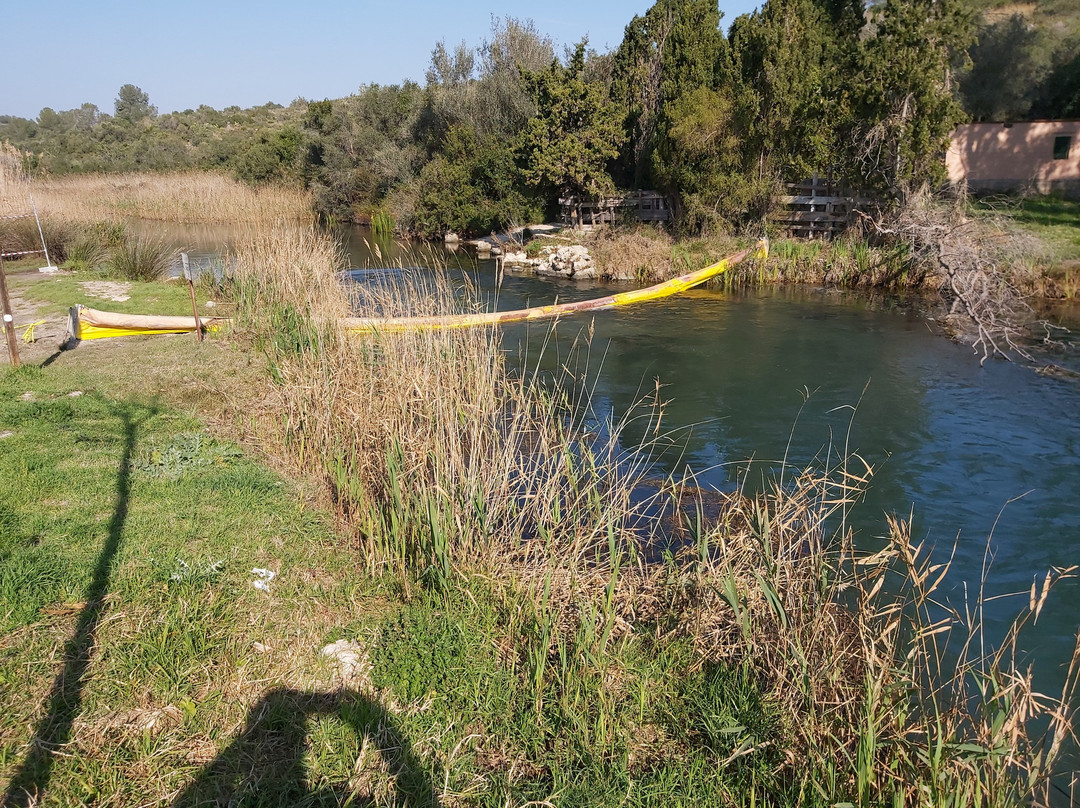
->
[28,171,313,226]
[228,224,1079,805]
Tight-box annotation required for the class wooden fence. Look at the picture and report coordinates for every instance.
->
[559,191,671,227]
[773,176,871,239]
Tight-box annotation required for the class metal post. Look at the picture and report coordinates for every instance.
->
[182,253,203,342]
[0,255,21,367]
[29,194,52,269]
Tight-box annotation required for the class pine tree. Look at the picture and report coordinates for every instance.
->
[851,0,973,197]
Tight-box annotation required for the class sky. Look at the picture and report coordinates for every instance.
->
[1,1,760,120]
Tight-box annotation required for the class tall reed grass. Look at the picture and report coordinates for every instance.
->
[0,143,31,219]
[228,224,1078,805]
[29,171,313,225]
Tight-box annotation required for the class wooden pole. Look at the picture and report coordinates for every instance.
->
[182,253,203,343]
[0,255,21,367]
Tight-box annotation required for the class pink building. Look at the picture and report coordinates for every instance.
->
[947,120,1080,198]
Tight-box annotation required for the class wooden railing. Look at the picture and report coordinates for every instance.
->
[773,176,871,239]
[559,191,671,227]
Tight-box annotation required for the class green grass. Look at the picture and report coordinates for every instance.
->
[0,346,789,806]
[975,196,1080,262]
[0,346,390,806]
[10,271,201,318]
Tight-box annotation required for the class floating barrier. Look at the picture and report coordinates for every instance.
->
[340,239,767,331]
[65,239,767,342]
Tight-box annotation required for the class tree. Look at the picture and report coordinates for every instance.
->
[611,0,728,189]
[115,84,156,124]
[850,0,973,197]
[653,85,762,233]
[960,14,1055,122]
[518,42,625,202]
[36,108,63,131]
[477,17,556,138]
[730,0,848,184]
[235,127,302,184]
[1030,41,1080,119]
[70,103,100,132]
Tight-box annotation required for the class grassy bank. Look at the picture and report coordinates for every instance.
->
[973,196,1080,299]
[226,225,1078,805]
[5,318,1074,806]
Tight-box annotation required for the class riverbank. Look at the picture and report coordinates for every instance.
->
[497,196,1079,301]
[5,265,1075,806]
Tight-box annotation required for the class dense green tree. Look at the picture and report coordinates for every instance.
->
[611,0,728,190]
[114,84,156,124]
[652,85,763,233]
[1030,40,1080,118]
[410,125,542,237]
[235,127,302,184]
[36,108,64,132]
[961,14,1055,121]
[849,0,973,197]
[730,0,848,184]
[300,85,427,221]
[518,42,625,202]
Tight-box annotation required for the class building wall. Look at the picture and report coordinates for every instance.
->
[946,120,1080,197]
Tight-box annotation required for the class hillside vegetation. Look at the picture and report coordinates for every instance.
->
[5,0,1076,241]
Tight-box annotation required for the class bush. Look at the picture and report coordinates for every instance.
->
[106,234,174,281]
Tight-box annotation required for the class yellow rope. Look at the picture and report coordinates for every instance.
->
[21,319,45,343]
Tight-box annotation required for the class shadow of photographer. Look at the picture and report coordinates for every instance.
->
[173,687,439,808]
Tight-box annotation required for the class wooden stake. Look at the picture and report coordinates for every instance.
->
[182,253,203,343]
[0,255,21,367]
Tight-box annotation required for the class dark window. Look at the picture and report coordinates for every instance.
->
[1054,135,1072,160]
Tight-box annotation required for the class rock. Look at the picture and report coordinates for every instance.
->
[444,232,460,244]
[321,639,371,688]
[548,245,595,278]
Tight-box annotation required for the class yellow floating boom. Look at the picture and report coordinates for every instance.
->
[70,306,228,341]
[68,239,766,341]
[340,238,767,331]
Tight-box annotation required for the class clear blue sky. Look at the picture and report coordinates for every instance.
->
[1,1,760,120]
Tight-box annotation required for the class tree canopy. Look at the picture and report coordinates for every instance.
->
[10,0,1066,236]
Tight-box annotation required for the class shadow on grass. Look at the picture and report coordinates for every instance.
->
[2,406,145,808]
[173,688,440,807]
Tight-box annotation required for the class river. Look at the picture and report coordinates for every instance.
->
[343,233,1080,704]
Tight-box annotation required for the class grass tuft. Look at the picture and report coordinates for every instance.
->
[105,234,175,281]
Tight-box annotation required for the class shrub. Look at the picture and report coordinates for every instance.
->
[106,234,174,281]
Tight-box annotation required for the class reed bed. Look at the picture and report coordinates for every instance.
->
[28,171,313,225]
[227,224,1078,805]
[0,143,31,218]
